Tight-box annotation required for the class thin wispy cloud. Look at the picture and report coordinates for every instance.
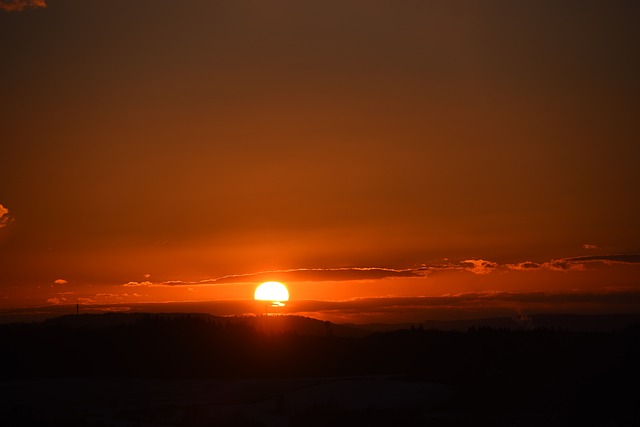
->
[162,267,429,286]
[564,254,640,265]
[123,281,160,288]
[122,254,640,288]
[507,254,640,272]
[0,0,46,12]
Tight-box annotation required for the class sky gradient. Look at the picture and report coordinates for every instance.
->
[1,0,639,323]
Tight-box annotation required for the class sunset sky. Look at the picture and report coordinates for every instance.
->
[1,0,639,323]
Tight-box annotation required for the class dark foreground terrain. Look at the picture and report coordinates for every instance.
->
[1,313,639,426]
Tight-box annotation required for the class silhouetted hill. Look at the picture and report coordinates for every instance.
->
[244,314,369,337]
[45,312,370,337]
[349,313,640,332]
[2,312,638,380]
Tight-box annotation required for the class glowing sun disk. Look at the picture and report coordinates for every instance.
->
[254,281,289,304]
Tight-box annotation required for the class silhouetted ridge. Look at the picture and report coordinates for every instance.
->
[350,312,640,332]
[43,313,369,337]
[1,312,638,380]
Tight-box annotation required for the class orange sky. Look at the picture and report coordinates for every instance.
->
[1,0,639,323]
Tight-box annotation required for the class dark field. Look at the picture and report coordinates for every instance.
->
[1,313,639,426]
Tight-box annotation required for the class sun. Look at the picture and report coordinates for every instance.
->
[254,281,289,306]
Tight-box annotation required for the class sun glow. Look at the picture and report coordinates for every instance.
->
[254,281,289,306]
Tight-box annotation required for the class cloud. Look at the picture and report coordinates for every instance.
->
[506,262,542,271]
[0,0,46,12]
[123,281,161,287]
[77,297,96,304]
[506,254,640,272]
[160,267,428,286]
[582,244,598,249]
[122,254,640,289]
[96,293,128,298]
[54,279,68,285]
[82,293,145,303]
[562,254,640,265]
[0,203,12,228]
[460,259,498,275]
[292,289,640,322]
[542,259,586,272]
[127,262,500,288]
[541,254,640,271]
[11,288,640,324]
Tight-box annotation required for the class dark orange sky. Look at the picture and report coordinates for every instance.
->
[1,0,639,322]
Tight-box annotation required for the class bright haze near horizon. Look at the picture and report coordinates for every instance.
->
[1,0,639,324]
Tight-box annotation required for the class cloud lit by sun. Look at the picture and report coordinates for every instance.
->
[0,0,46,12]
[0,203,12,228]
